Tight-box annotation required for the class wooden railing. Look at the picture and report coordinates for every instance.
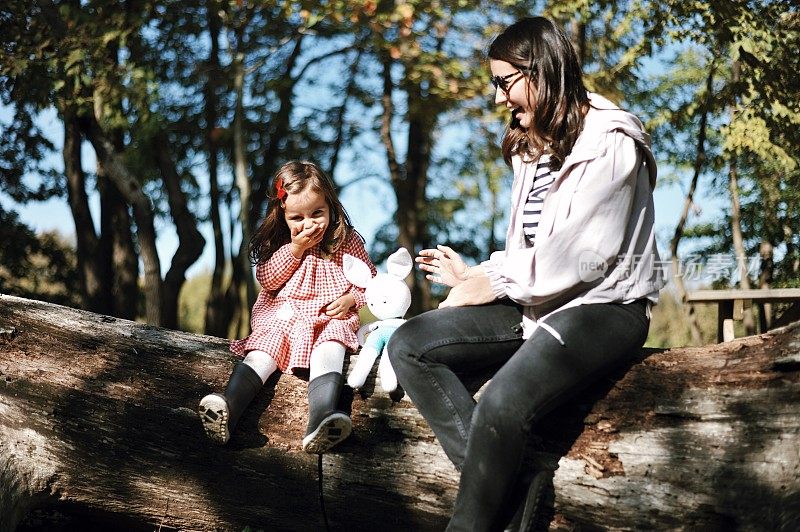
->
[685,288,800,342]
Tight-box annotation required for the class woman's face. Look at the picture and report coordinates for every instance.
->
[490,59,534,128]
[283,187,330,238]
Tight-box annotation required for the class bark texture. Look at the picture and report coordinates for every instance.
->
[1,294,798,531]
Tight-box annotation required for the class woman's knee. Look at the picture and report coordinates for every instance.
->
[387,311,438,364]
[473,380,530,436]
[387,319,421,366]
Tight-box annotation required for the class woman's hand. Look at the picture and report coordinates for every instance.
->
[439,276,496,308]
[289,221,325,258]
[326,293,355,319]
[416,245,469,287]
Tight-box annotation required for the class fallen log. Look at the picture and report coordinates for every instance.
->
[547,327,800,530]
[0,294,458,531]
[1,294,798,530]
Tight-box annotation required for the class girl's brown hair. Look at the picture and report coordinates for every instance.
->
[249,160,355,265]
[488,17,589,170]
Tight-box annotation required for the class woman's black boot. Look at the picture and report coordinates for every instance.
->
[198,362,263,445]
[505,454,557,532]
[302,371,351,454]
[515,468,555,531]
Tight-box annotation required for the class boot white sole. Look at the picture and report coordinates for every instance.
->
[302,412,352,454]
[198,393,230,445]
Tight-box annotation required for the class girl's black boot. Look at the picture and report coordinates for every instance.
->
[198,362,263,445]
[302,371,351,454]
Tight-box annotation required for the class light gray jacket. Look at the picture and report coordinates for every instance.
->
[482,93,666,339]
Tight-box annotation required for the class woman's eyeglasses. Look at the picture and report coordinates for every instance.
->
[490,71,522,93]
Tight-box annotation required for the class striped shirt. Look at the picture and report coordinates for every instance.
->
[522,154,554,246]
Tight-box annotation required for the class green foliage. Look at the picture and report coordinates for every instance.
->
[0,207,81,307]
[624,0,800,291]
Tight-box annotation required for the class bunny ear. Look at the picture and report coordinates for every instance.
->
[343,254,373,288]
[386,247,413,279]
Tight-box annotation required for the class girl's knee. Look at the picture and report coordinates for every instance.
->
[310,342,345,380]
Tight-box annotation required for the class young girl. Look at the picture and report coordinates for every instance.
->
[198,160,375,453]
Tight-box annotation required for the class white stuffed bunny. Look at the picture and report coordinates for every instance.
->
[342,247,413,393]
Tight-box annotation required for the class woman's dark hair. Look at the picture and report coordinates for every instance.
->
[249,160,355,265]
[488,16,589,170]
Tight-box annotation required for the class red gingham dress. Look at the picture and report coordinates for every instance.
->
[230,230,376,374]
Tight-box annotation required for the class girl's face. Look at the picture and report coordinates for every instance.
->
[490,59,534,129]
[283,187,330,238]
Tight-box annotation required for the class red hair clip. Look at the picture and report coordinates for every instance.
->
[275,178,287,201]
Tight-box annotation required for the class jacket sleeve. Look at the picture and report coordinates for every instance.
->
[342,231,377,309]
[255,244,302,290]
[483,131,643,306]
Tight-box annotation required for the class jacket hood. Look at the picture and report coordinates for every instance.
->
[573,93,658,189]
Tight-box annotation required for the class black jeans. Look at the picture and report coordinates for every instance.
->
[387,299,649,532]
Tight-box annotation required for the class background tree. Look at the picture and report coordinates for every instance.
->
[640,1,800,332]
[1,0,797,346]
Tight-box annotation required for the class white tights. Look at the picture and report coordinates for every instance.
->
[308,341,345,381]
[242,341,345,384]
[242,350,278,384]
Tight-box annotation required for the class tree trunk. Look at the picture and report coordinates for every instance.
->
[203,0,228,338]
[83,115,163,326]
[98,36,140,322]
[758,177,780,331]
[379,54,435,314]
[248,36,304,228]
[403,84,435,314]
[154,132,206,330]
[727,60,755,334]
[549,326,800,530]
[670,65,715,346]
[222,205,244,339]
[62,107,110,314]
[232,50,256,318]
[0,295,456,531]
[98,167,139,321]
[759,240,774,329]
[2,295,799,531]
[569,19,586,67]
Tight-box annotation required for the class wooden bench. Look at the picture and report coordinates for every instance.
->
[685,288,800,342]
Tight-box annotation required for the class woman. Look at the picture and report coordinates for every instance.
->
[387,16,665,531]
